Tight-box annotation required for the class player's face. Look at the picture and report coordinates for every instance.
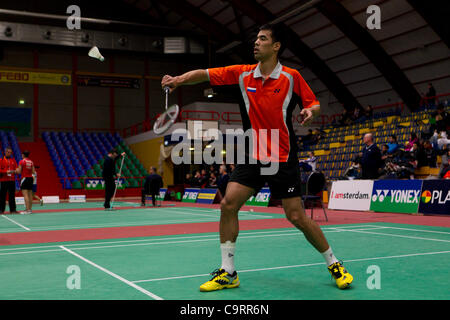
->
[254,30,279,62]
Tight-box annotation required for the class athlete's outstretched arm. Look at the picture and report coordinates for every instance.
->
[161,70,209,93]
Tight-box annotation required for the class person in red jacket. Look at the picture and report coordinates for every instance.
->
[0,147,18,214]
[16,150,36,214]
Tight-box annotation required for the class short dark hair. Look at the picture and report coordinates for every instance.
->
[110,149,119,155]
[390,135,397,141]
[23,150,30,157]
[259,23,285,56]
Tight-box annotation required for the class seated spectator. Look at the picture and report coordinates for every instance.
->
[435,104,450,133]
[298,151,317,172]
[207,172,217,188]
[208,165,218,178]
[404,132,418,152]
[340,158,361,180]
[191,170,202,187]
[410,142,427,169]
[430,130,450,150]
[425,83,436,107]
[352,107,361,121]
[199,169,209,188]
[423,141,437,167]
[217,164,230,198]
[379,150,415,180]
[184,173,193,187]
[365,105,374,119]
[387,135,400,154]
[339,109,352,126]
[381,144,390,161]
[438,149,450,179]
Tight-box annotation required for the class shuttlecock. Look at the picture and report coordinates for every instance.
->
[88,46,104,62]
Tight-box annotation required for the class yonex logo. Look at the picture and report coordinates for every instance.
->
[287,187,295,193]
[274,89,281,93]
[372,189,420,204]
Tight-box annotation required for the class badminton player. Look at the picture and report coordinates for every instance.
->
[16,150,35,214]
[161,24,353,291]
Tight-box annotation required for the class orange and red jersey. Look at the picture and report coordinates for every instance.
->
[0,156,18,182]
[18,158,34,178]
[207,62,319,163]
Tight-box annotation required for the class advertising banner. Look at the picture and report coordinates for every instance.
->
[69,195,86,203]
[145,188,167,202]
[370,180,423,213]
[0,69,71,85]
[245,187,271,207]
[418,180,450,215]
[196,188,218,204]
[182,188,201,203]
[77,75,140,88]
[84,178,125,190]
[328,180,373,211]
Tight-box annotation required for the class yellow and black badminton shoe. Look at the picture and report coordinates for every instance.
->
[199,268,240,292]
[328,261,353,289]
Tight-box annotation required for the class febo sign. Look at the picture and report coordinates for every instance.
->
[370,180,423,214]
[419,180,450,215]
[182,188,201,203]
[246,187,271,207]
[328,180,373,211]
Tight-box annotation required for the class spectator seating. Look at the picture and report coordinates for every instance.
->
[297,105,450,181]
[42,131,148,189]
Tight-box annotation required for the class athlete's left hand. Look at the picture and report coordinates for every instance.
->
[300,106,320,126]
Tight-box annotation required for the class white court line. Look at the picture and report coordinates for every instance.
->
[0,226,386,255]
[59,245,163,300]
[1,215,31,231]
[328,227,450,243]
[132,250,450,283]
[370,225,450,235]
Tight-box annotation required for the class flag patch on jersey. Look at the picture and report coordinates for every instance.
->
[247,87,256,93]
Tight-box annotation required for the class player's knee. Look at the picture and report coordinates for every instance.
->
[220,197,238,214]
[287,212,308,230]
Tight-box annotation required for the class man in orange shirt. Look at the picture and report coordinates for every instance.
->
[0,147,18,214]
[162,24,353,291]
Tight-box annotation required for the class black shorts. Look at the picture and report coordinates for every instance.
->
[20,177,34,190]
[229,162,302,199]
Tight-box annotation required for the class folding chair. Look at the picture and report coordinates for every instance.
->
[301,171,328,221]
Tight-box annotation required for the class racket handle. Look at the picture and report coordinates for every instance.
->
[164,86,170,109]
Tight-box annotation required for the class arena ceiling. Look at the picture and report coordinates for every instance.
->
[1,0,449,113]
